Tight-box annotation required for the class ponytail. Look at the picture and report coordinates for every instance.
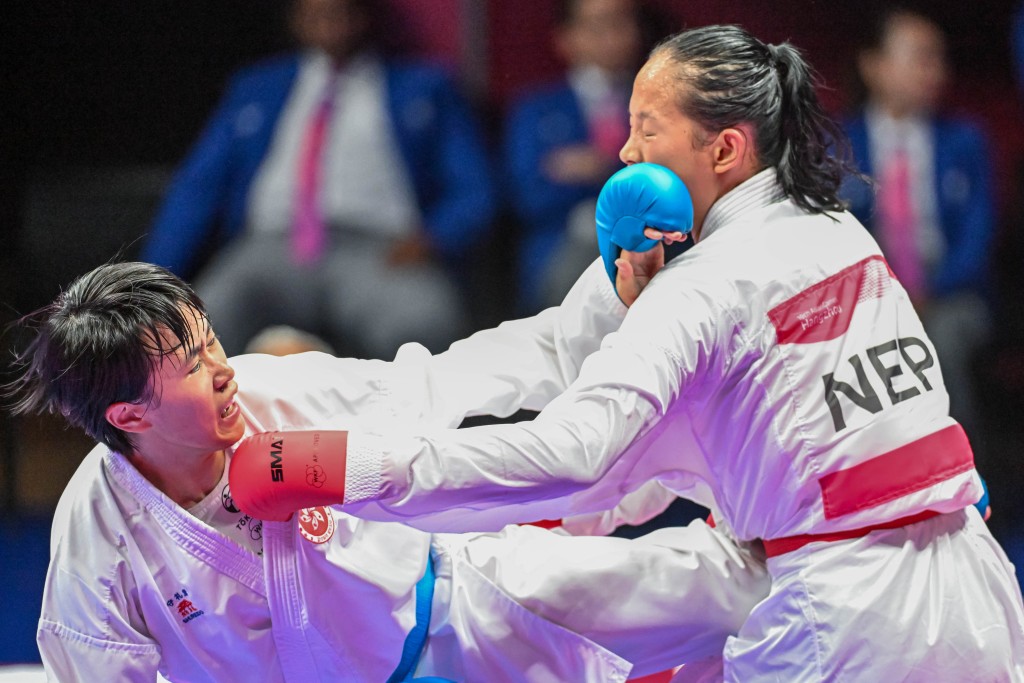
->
[768,43,850,213]
[653,26,857,214]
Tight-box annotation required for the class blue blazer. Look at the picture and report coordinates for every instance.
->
[143,54,496,276]
[841,112,995,297]
[503,82,605,304]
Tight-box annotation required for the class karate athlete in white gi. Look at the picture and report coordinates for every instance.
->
[8,260,769,682]
[232,25,1024,682]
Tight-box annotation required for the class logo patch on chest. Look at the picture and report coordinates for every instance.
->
[298,506,336,544]
[167,587,205,624]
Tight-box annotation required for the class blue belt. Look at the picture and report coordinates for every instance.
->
[386,554,452,683]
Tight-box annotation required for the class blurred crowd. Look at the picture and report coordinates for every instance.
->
[140,0,658,362]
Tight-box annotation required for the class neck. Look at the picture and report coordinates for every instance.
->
[130,448,226,508]
[696,168,757,241]
[693,211,709,242]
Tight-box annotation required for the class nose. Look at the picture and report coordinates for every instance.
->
[619,133,639,166]
[211,356,235,390]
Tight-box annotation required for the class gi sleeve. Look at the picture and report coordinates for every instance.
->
[38,566,161,683]
[234,258,625,437]
[341,269,726,530]
[38,622,161,683]
[559,479,679,537]
[389,258,627,427]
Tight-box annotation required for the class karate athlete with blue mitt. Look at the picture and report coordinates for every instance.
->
[231,24,1024,683]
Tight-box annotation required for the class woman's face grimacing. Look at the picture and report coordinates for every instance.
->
[619,54,723,235]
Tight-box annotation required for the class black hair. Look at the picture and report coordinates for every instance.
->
[4,262,207,455]
[652,25,855,214]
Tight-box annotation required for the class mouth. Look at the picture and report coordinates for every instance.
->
[221,400,237,419]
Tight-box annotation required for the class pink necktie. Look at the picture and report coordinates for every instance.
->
[292,73,338,265]
[877,149,924,298]
[589,92,629,161]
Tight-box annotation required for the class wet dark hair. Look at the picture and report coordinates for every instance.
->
[652,25,855,214]
[4,262,207,455]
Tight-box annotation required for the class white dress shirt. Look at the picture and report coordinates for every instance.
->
[247,51,421,239]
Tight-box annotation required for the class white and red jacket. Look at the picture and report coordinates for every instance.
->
[339,170,1024,683]
[342,168,981,544]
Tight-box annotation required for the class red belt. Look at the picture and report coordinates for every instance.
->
[762,509,941,558]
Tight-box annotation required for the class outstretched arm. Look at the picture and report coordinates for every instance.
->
[403,258,626,427]
[230,164,705,527]
[229,277,717,529]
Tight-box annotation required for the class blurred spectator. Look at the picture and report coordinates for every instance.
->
[841,6,995,439]
[503,0,647,313]
[245,325,336,356]
[142,0,495,359]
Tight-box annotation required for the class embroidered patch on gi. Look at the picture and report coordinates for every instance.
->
[298,506,335,544]
[167,587,205,624]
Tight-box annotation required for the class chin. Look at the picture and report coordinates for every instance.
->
[217,426,246,449]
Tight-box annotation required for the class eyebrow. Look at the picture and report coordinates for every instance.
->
[181,323,213,363]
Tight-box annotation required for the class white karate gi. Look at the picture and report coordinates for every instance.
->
[39,261,769,682]
[341,170,1024,682]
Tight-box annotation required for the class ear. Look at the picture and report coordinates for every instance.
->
[710,125,754,175]
[105,401,151,434]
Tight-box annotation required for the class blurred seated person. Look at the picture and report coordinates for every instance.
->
[244,325,335,356]
[503,0,648,313]
[841,6,995,438]
[143,0,495,359]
